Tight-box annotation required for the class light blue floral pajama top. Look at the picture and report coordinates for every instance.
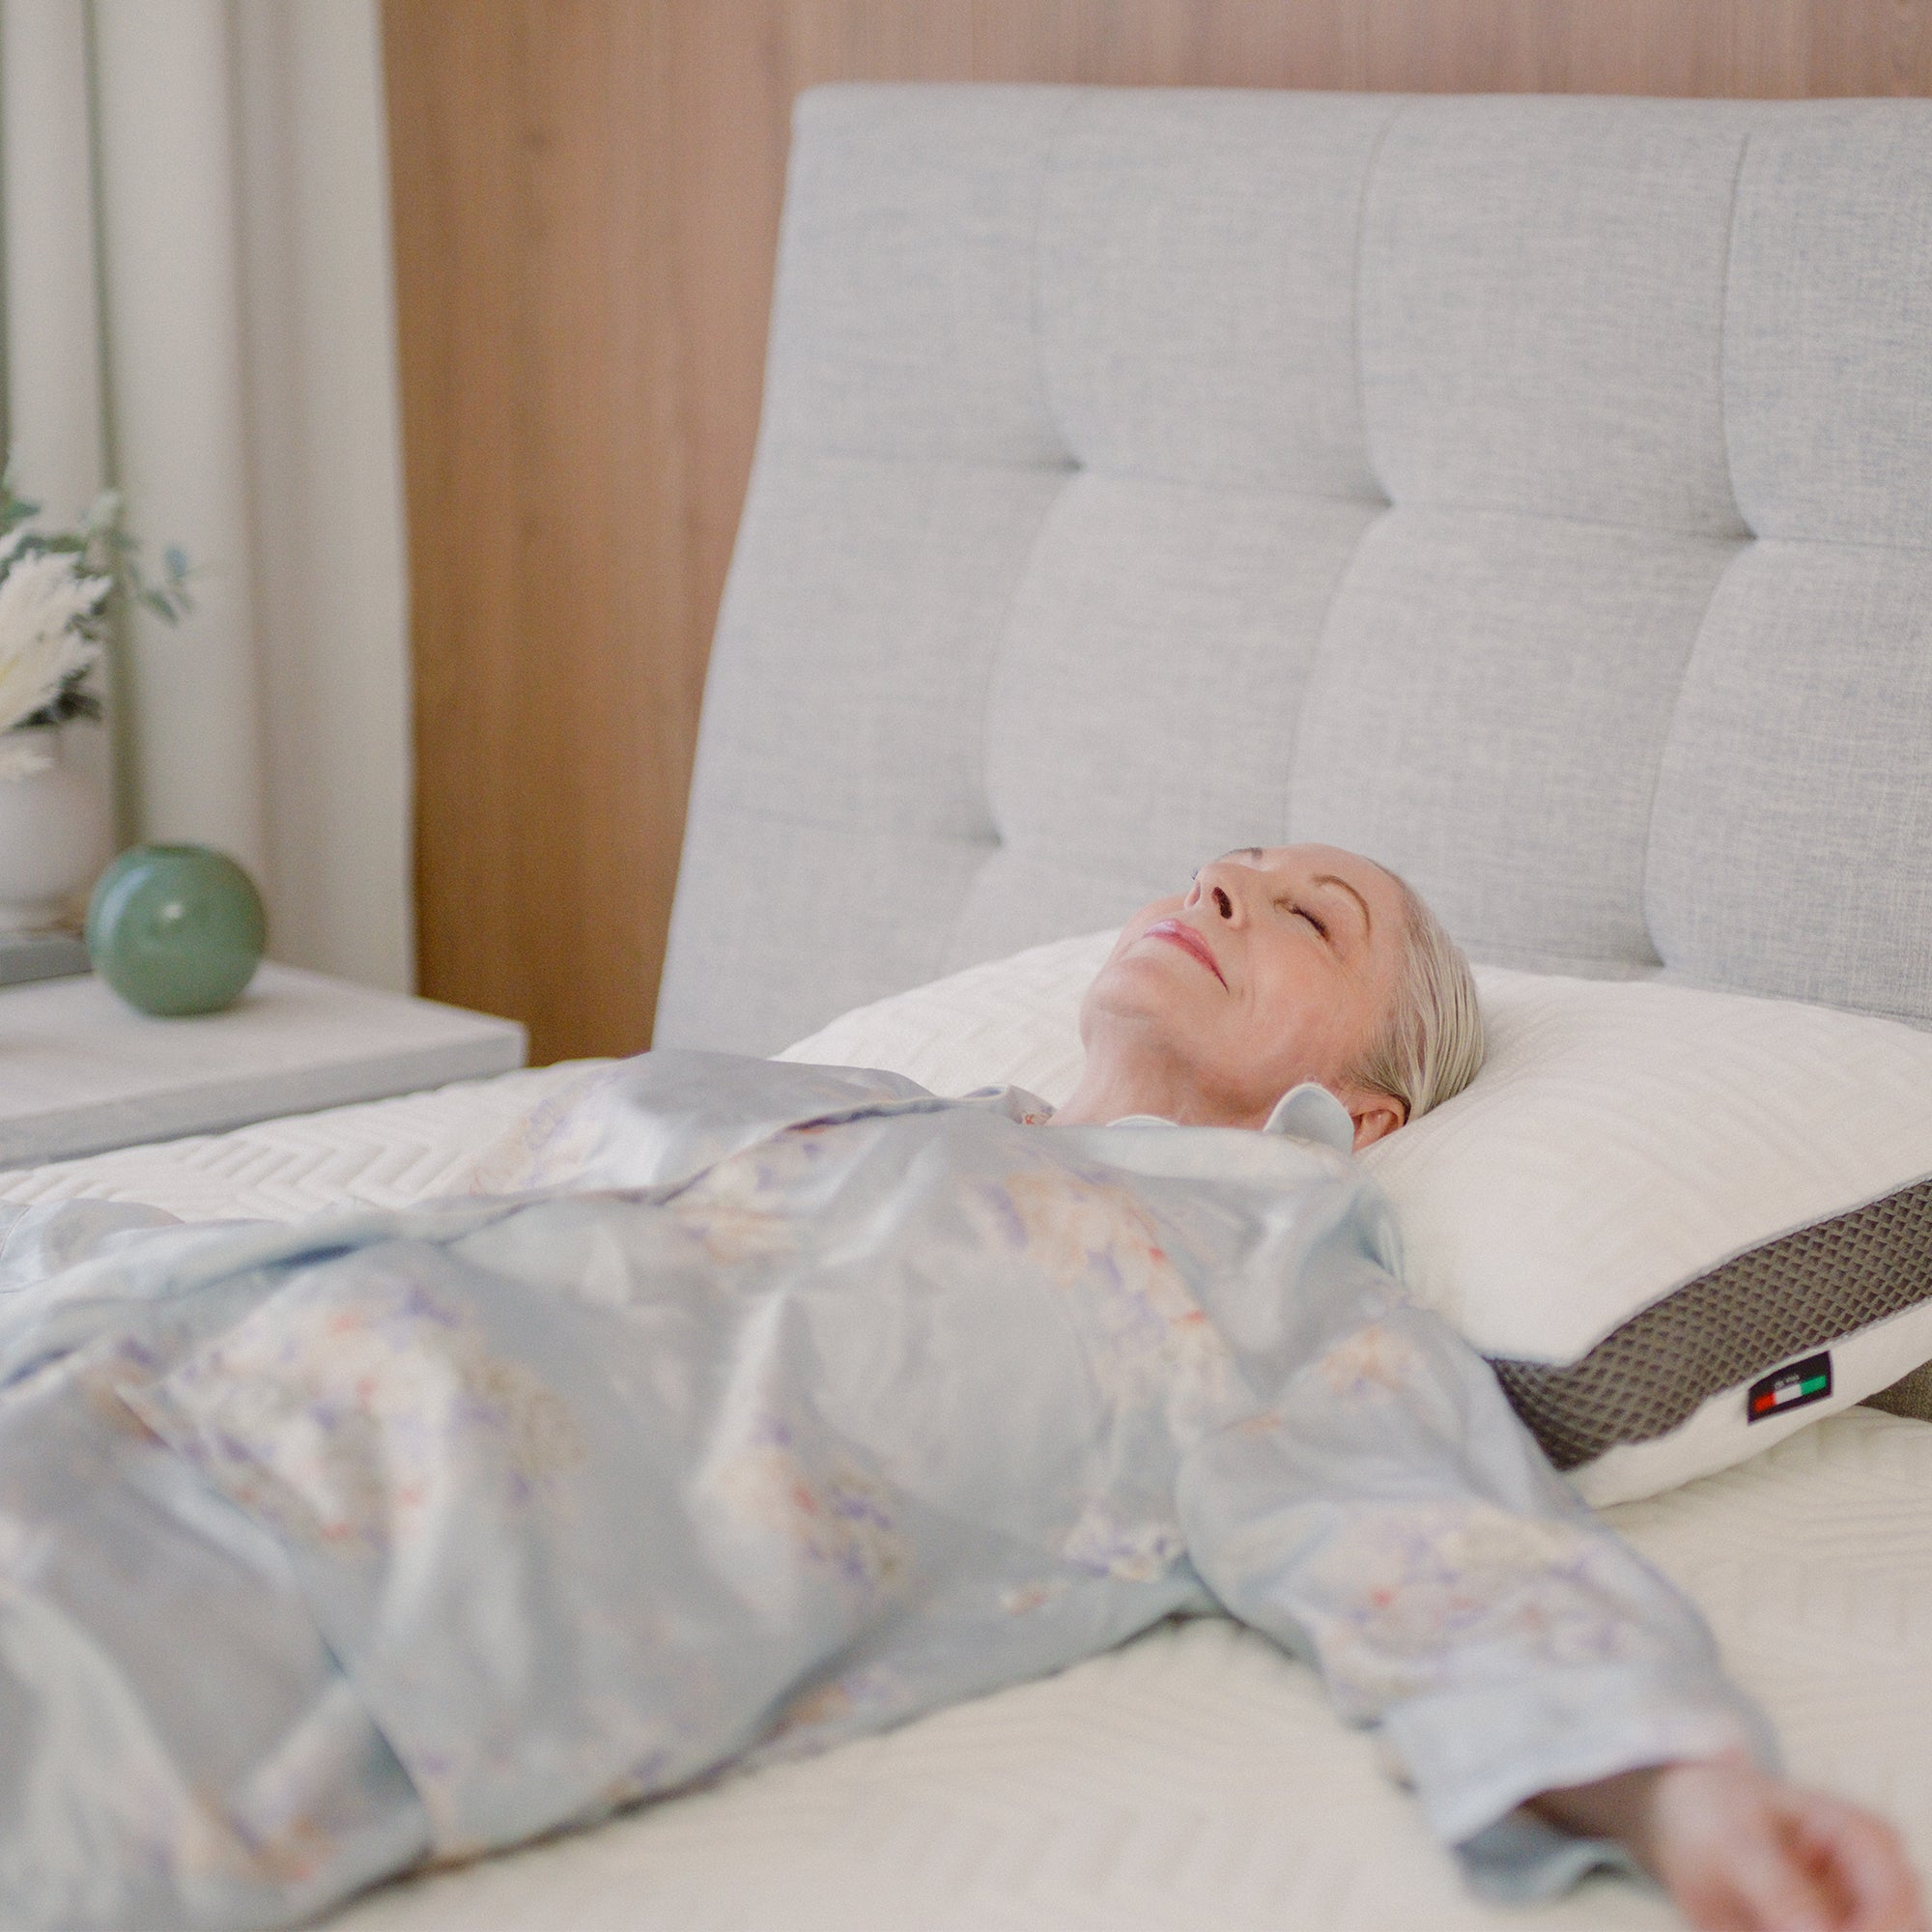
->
[0,1052,1772,1930]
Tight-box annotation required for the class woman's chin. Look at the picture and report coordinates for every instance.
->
[1081,982,1226,1072]
[1084,958,1188,1028]
[1103,937,1209,990]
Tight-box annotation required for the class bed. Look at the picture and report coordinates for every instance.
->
[9,84,1931,1928]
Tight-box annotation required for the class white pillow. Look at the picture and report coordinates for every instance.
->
[778,929,1116,1107]
[780,934,1932,1505]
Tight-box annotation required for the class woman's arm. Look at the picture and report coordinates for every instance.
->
[1175,1260,1922,1922]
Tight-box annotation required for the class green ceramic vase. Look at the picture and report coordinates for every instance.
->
[86,844,267,1016]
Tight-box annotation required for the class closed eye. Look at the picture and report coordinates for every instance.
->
[1278,896,1328,939]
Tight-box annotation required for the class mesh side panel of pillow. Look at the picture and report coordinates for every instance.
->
[1492,1175,1932,1468]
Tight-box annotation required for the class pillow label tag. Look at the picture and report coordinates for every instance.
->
[1747,1351,1833,1423]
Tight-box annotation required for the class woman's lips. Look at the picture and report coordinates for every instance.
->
[1145,919,1227,987]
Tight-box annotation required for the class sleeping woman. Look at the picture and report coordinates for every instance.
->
[0,845,1919,1932]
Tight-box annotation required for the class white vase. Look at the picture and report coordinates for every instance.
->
[0,725,113,933]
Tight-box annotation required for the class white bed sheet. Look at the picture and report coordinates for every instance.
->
[7,1075,1929,1931]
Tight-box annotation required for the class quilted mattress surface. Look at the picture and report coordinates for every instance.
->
[6,1073,1930,1931]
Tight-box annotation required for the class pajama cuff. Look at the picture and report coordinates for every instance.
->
[1386,1665,1777,1887]
[1457,1808,1642,1903]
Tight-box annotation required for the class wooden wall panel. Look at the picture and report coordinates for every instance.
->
[384,0,1932,1064]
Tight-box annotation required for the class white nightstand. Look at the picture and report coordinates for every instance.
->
[0,963,526,1168]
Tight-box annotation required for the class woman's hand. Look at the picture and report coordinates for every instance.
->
[1530,1753,1926,1931]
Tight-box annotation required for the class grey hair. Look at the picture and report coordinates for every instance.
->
[1353,870,1486,1124]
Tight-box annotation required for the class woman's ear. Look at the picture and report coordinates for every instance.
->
[1345,1092,1406,1151]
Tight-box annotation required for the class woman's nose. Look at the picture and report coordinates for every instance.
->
[1190,864,1242,922]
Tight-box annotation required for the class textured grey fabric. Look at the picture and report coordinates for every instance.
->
[1724,104,1932,548]
[683,452,1063,841]
[1360,98,1751,536]
[1037,89,1394,495]
[657,86,1932,1055]
[1289,509,1736,975]
[952,475,1382,964]
[656,450,1062,1053]
[663,811,995,1059]
[1646,543,1932,1025]
[757,86,1073,466]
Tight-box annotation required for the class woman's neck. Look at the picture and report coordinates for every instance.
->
[1050,1051,1261,1130]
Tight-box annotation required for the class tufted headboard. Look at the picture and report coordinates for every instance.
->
[656,85,1932,1056]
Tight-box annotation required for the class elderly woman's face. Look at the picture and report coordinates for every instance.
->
[1079,844,1408,1137]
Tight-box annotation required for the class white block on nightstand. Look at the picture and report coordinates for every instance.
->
[0,963,526,1167]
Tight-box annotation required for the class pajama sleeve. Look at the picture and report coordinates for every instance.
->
[1174,1257,1776,1900]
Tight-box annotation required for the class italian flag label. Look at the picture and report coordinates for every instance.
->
[1747,1350,1833,1423]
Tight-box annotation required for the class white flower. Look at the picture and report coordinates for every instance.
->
[0,550,109,737]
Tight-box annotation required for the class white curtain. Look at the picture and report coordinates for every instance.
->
[0,0,414,992]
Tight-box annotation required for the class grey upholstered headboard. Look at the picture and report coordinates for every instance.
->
[656,85,1932,1056]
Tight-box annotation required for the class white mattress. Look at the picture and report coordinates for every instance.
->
[9,1076,1931,1930]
